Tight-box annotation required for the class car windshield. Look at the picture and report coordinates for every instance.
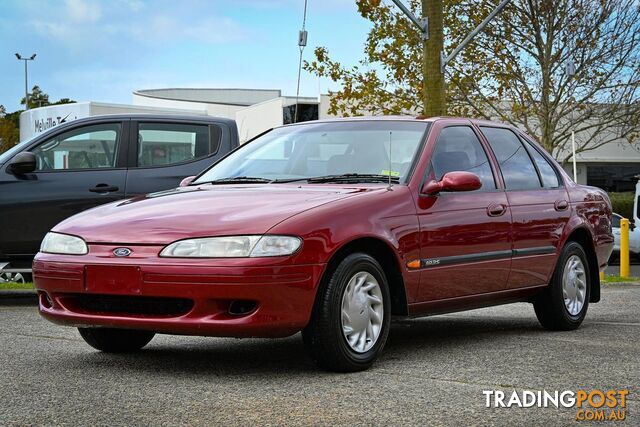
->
[194,120,429,184]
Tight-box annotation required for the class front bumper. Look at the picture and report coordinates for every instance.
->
[33,247,325,338]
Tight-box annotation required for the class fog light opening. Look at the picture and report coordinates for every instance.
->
[228,300,257,316]
[39,291,53,309]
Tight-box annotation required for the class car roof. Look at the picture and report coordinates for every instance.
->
[280,115,515,129]
[62,114,236,125]
[24,114,237,143]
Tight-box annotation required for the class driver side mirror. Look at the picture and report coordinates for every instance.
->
[421,171,482,196]
[8,152,36,175]
[179,176,196,187]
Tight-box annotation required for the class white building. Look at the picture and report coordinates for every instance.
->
[19,87,640,191]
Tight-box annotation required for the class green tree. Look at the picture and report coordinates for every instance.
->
[20,86,76,109]
[21,85,49,109]
[304,1,492,116]
[306,0,640,160]
[0,116,19,153]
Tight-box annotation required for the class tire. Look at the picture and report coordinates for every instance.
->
[534,241,590,330]
[78,328,155,353]
[302,252,391,372]
[0,272,30,284]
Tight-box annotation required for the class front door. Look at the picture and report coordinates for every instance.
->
[0,121,128,258]
[416,123,512,301]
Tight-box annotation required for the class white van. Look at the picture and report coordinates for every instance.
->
[612,176,640,258]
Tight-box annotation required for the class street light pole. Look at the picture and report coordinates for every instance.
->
[565,59,577,182]
[15,53,36,110]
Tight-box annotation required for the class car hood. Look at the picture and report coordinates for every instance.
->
[53,184,376,244]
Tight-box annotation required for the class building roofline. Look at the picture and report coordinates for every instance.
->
[133,88,284,107]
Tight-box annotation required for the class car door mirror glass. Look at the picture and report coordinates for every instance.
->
[8,152,37,175]
[422,171,482,195]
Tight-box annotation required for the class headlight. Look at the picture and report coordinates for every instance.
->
[40,232,88,255]
[159,235,302,258]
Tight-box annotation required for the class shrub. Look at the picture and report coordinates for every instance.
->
[608,192,634,219]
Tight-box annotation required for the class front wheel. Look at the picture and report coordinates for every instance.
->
[303,253,391,372]
[78,328,155,353]
[534,241,590,330]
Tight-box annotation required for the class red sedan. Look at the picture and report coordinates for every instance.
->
[34,117,613,372]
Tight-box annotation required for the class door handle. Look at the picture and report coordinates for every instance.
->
[89,184,119,193]
[487,203,507,217]
[554,199,569,211]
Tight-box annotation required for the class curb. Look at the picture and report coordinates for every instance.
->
[0,290,38,306]
[602,281,640,287]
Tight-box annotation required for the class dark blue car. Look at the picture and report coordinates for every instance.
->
[0,114,239,280]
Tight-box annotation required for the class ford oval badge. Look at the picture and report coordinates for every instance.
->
[113,247,132,257]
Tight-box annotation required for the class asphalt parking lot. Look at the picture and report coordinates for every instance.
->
[1,284,638,426]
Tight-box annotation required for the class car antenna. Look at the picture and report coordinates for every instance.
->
[387,131,393,191]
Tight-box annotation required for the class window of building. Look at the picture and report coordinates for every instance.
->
[586,164,640,192]
[283,104,319,124]
[481,127,541,190]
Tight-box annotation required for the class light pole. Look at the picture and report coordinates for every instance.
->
[565,59,577,182]
[15,53,36,110]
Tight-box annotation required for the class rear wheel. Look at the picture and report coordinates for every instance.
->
[534,241,590,330]
[78,328,155,353]
[303,253,390,372]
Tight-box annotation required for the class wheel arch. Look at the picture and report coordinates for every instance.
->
[562,226,601,303]
[321,236,409,316]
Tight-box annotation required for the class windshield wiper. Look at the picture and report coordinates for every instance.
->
[305,174,400,184]
[197,176,274,185]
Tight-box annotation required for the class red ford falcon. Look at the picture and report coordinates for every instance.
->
[34,117,613,372]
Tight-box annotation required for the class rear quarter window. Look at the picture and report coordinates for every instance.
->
[520,136,560,188]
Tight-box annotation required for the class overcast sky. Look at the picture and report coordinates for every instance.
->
[0,0,371,112]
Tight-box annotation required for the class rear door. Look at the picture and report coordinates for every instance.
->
[124,120,227,196]
[479,126,570,289]
[0,120,128,257]
[416,122,512,301]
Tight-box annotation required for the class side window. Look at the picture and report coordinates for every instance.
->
[31,123,121,171]
[429,126,496,191]
[480,127,541,190]
[612,214,621,228]
[137,123,218,167]
[520,137,560,188]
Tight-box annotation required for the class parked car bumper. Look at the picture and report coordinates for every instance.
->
[33,247,325,338]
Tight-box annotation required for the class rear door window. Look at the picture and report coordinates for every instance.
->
[137,123,219,167]
[480,127,541,190]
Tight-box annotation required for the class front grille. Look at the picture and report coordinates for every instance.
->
[61,294,193,317]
